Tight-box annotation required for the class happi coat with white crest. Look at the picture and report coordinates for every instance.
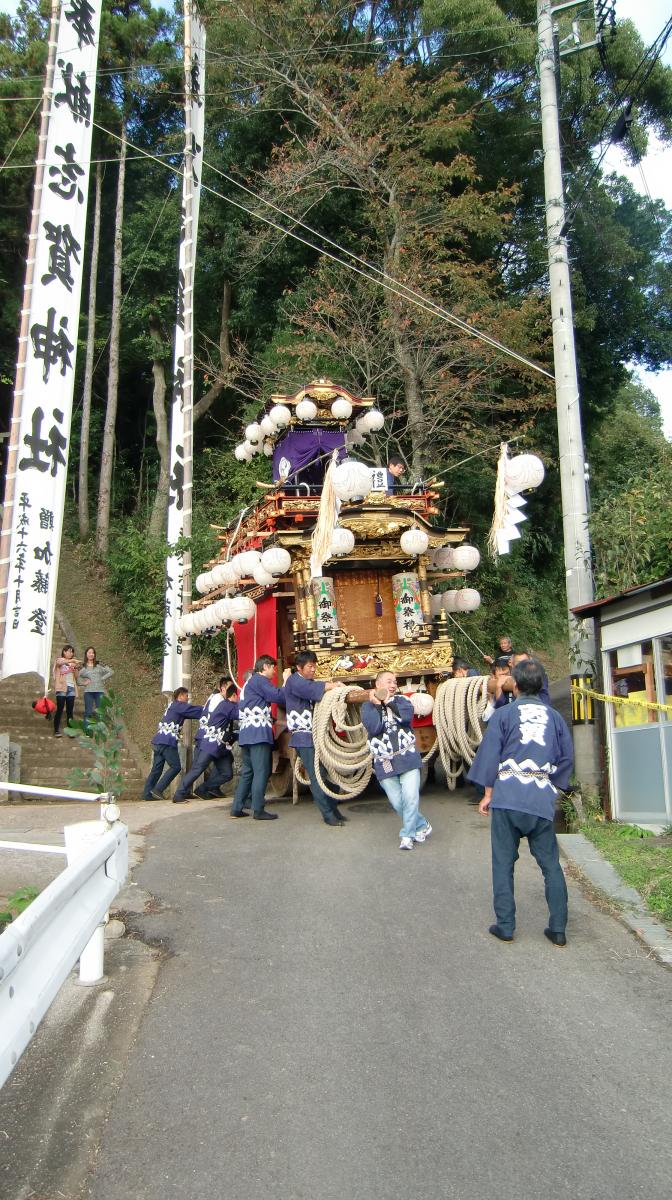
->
[468,696,573,821]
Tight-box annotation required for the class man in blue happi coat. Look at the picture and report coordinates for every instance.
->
[173,678,239,803]
[142,688,203,801]
[230,655,286,821]
[284,650,346,826]
[362,670,432,851]
[468,658,573,946]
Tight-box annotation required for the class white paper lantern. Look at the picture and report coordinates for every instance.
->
[192,610,207,633]
[221,561,240,589]
[230,554,246,578]
[330,526,355,557]
[454,588,481,612]
[214,597,232,624]
[432,547,454,570]
[175,616,186,638]
[234,443,251,462]
[261,546,291,576]
[180,613,195,636]
[260,415,275,437]
[269,404,291,428]
[410,691,434,718]
[263,441,273,457]
[230,595,256,623]
[239,549,262,576]
[355,416,369,437]
[211,562,231,588]
[331,398,353,420]
[362,408,384,433]
[400,528,429,556]
[296,398,318,421]
[439,590,459,612]
[253,563,275,586]
[451,544,480,572]
[332,459,372,502]
[195,572,209,594]
[245,421,261,444]
[347,430,365,447]
[505,454,545,495]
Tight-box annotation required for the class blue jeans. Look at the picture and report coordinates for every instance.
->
[174,746,213,800]
[379,769,427,840]
[205,752,234,793]
[143,745,182,798]
[297,745,335,820]
[84,692,103,724]
[490,807,568,936]
[231,743,272,815]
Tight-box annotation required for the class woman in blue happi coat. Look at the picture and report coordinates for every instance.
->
[468,658,573,946]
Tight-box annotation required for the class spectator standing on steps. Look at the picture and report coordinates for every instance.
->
[284,651,345,826]
[52,644,81,737]
[142,687,203,801]
[468,658,573,947]
[361,670,432,851]
[78,646,114,726]
[230,656,286,821]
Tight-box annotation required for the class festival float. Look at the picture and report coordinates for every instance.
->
[178,380,544,800]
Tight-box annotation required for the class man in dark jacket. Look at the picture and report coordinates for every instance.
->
[284,651,345,825]
[230,656,286,821]
[362,670,431,851]
[143,688,203,801]
[173,678,239,802]
[469,658,574,946]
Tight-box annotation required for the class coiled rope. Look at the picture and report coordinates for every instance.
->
[432,676,490,790]
[300,686,373,800]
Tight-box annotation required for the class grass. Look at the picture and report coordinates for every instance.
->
[581,820,672,929]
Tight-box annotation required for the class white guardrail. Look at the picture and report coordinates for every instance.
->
[0,783,128,1088]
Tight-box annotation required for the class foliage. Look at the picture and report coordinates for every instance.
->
[582,820,672,929]
[66,691,127,795]
[0,885,39,929]
[590,462,672,596]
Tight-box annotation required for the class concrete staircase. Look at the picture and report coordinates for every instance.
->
[0,616,147,802]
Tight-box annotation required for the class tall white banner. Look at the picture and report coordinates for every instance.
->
[1,0,103,685]
[162,6,206,693]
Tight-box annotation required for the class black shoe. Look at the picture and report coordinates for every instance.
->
[253,810,278,820]
[229,809,249,818]
[544,929,567,947]
[172,796,190,804]
[331,807,348,822]
[324,815,344,826]
[489,924,514,942]
[150,790,165,801]
[194,790,210,800]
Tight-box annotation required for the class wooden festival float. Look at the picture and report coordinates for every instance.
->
[182,380,489,798]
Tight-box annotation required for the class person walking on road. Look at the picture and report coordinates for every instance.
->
[78,646,114,727]
[230,656,286,821]
[362,670,431,851]
[284,651,345,826]
[142,687,203,802]
[468,657,573,946]
[173,679,239,802]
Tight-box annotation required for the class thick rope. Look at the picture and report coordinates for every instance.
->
[311,686,373,800]
[432,676,489,790]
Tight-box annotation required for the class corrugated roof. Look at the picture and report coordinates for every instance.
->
[572,576,672,617]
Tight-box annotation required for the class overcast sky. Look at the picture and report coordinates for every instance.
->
[1,0,670,431]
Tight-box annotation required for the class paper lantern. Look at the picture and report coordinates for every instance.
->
[213,597,232,623]
[330,526,355,557]
[410,691,434,718]
[296,398,318,421]
[451,544,480,572]
[269,404,291,428]
[234,443,251,462]
[355,416,369,437]
[180,613,195,636]
[432,547,454,570]
[260,415,275,437]
[211,562,232,589]
[263,441,273,456]
[332,459,372,502]
[331,398,353,420]
[347,430,365,447]
[454,588,481,612]
[400,528,429,556]
[362,408,384,433]
[230,595,256,623]
[239,549,261,576]
[245,421,261,444]
[505,454,545,495]
[195,573,209,594]
[261,546,291,576]
[253,563,275,586]
[439,591,459,612]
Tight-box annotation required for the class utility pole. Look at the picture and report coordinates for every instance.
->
[536,0,601,789]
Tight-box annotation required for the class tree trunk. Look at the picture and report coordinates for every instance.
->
[193,278,232,423]
[78,161,102,541]
[148,317,170,538]
[96,120,127,556]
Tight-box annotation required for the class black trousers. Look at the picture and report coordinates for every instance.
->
[54,692,75,734]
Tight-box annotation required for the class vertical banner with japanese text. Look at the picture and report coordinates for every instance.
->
[162,6,206,693]
[1,0,103,685]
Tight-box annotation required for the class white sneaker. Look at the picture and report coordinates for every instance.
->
[414,822,432,843]
[399,836,414,851]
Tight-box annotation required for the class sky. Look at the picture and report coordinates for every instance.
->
[1,0,670,431]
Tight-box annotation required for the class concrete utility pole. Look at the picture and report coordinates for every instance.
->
[181,0,195,701]
[536,0,601,789]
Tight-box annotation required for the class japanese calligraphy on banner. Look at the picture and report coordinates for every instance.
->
[1,0,102,685]
[162,5,206,693]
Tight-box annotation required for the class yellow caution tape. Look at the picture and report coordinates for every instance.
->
[571,683,672,716]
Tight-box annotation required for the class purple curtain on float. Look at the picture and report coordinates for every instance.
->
[273,429,346,485]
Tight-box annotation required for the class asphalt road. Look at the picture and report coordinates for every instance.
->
[75,787,671,1200]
